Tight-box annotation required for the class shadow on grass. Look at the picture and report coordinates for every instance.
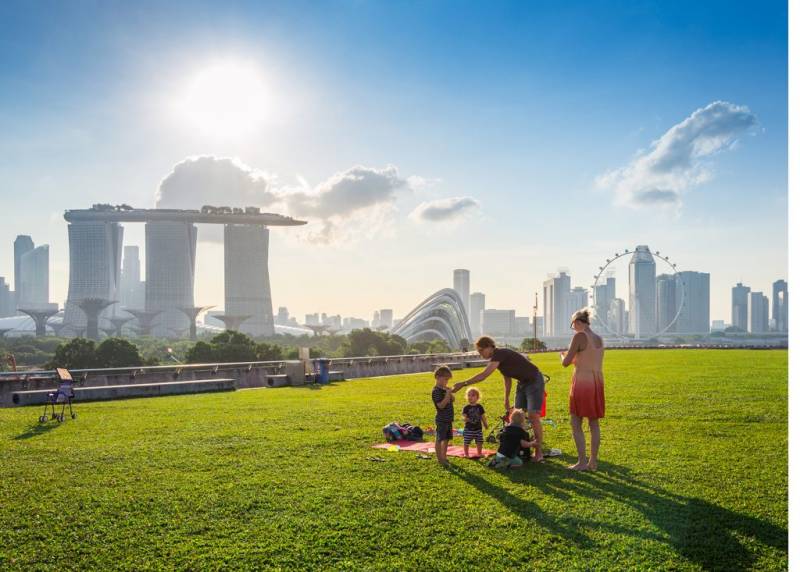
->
[13,421,62,440]
[451,460,787,569]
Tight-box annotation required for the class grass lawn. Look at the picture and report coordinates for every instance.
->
[0,349,788,571]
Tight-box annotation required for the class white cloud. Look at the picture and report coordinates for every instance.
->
[156,156,278,209]
[155,158,413,244]
[597,101,757,209]
[410,196,480,223]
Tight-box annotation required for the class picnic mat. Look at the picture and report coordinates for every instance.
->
[372,440,495,458]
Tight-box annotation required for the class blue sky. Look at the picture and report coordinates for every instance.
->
[0,0,788,323]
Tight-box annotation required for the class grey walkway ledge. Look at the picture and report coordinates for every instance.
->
[12,378,235,406]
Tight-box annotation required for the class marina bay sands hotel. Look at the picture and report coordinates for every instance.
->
[63,205,306,338]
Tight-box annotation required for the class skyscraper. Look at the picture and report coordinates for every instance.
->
[772,279,788,332]
[453,269,470,319]
[64,221,124,332]
[628,245,657,338]
[481,309,515,336]
[566,287,588,321]
[0,277,13,317]
[731,282,750,331]
[146,221,197,338]
[120,245,145,310]
[656,274,677,333]
[609,298,627,336]
[676,271,710,333]
[13,235,34,308]
[469,292,485,335]
[592,275,616,333]
[379,309,393,328]
[749,292,769,333]
[276,306,290,326]
[18,244,49,308]
[514,316,531,337]
[224,224,275,337]
[543,271,571,336]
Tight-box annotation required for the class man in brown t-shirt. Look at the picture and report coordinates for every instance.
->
[459,336,545,462]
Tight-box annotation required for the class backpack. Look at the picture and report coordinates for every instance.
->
[400,423,424,441]
[383,422,424,442]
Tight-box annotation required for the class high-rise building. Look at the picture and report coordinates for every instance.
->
[344,317,369,330]
[749,292,769,333]
[0,277,13,317]
[592,276,616,334]
[379,309,393,329]
[469,292,485,335]
[628,245,657,338]
[533,316,544,339]
[120,245,145,310]
[481,309,515,336]
[146,221,197,338]
[656,274,677,333]
[566,287,588,321]
[676,271,710,333]
[276,306,290,326]
[731,282,750,331]
[711,320,725,331]
[305,313,320,326]
[543,271,571,336]
[453,269,470,319]
[13,235,34,308]
[224,225,275,337]
[772,280,788,332]
[371,311,380,328]
[18,245,49,308]
[515,316,531,337]
[64,221,124,332]
[608,298,627,337]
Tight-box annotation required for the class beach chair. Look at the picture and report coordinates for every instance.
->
[39,368,77,423]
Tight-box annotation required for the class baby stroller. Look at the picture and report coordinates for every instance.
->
[39,368,77,423]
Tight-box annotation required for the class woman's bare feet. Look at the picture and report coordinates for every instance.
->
[568,462,589,471]
[588,460,598,471]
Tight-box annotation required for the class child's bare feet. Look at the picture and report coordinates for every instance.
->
[588,460,598,471]
[568,462,589,471]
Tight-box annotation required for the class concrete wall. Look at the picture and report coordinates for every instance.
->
[0,353,483,407]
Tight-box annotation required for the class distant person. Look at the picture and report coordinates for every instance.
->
[561,308,605,471]
[460,336,546,462]
[461,387,489,458]
[488,409,535,469]
[431,365,463,466]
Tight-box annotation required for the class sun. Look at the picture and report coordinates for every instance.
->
[175,59,270,137]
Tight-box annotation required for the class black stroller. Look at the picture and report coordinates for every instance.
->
[39,368,77,423]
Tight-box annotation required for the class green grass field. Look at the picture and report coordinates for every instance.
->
[0,349,787,571]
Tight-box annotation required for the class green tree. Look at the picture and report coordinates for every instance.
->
[520,338,547,352]
[95,338,143,368]
[209,330,257,362]
[341,328,408,357]
[186,341,215,363]
[255,343,284,361]
[46,338,97,369]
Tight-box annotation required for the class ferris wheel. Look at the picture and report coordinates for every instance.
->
[589,247,685,339]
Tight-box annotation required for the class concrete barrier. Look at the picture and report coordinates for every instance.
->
[12,378,235,405]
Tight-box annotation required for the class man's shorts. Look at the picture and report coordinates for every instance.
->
[435,421,453,442]
[490,452,523,468]
[515,370,545,415]
[462,428,484,445]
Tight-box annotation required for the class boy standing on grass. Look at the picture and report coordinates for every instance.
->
[431,365,465,466]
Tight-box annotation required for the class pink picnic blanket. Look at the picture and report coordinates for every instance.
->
[372,440,495,458]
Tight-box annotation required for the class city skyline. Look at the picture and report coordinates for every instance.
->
[0,1,787,323]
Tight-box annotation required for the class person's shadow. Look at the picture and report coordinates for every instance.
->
[450,459,787,570]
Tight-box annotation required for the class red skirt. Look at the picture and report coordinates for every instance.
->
[569,371,605,419]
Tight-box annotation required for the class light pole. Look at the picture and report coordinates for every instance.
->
[532,292,538,353]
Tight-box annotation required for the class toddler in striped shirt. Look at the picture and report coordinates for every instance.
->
[462,387,489,458]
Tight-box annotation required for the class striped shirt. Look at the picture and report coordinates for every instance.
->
[431,386,454,422]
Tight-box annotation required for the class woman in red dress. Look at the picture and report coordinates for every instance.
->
[561,308,605,471]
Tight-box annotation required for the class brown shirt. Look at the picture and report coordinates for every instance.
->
[491,348,540,382]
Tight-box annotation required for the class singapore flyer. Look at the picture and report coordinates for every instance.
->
[589,246,686,340]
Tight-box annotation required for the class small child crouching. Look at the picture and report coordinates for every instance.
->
[489,409,535,469]
[462,387,489,458]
